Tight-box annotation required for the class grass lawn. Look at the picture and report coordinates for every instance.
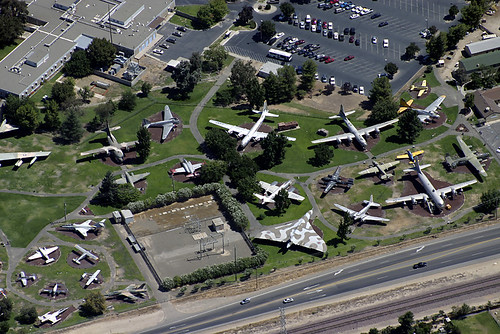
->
[443,105,459,125]
[0,193,84,247]
[169,15,194,29]
[453,312,500,334]
[175,5,202,17]
[0,39,22,61]
[421,70,440,87]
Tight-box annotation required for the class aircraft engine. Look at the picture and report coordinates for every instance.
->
[237,133,245,138]
[336,138,341,145]
[440,192,447,199]
[411,198,417,205]
[374,128,380,136]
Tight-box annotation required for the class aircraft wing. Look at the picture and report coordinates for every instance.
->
[358,119,398,136]
[311,132,355,144]
[424,95,446,112]
[358,166,379,175]
[0,119,18,133]
[378,161,400,171]
[160,124,175,140]
[209,120,250,136]
[128,172,150,184]
[119,141,137,150]
[171,166,187,174]
[80,146,119,156]
[27,251,42,261]
[258,181,279,194]
[163,105,173,120]
[436,180,477,198]
[332,166,341,178]
[74,227,89,237]
[287,191,305,202]
[334,203,357,216]
[361,214,390,222]
[417,114,431,123]
[386,193,428,204]
[456,136,474,157]
[191,163,204,170]
[0,151,51,162]
[455,136,487,176]
[397,150,424,159]
[323,181,336,193]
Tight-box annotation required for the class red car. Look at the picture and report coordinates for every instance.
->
[325,57,335,63]
[344,55,355,61]
[322,21,328,29]
[295,39,305,45]
[312,18,317,25]
[349,36,355,43]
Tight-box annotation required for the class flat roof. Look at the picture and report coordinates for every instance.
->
[460,50,500,72]
[111,2,144,23]
[465,37,500,55]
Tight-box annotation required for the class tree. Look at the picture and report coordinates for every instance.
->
[447,24,468,49]
[3,94,24,121]
[0,0,27,47]
[209,0,228,22]
[197,5,214,29]
[199,160,226,184]
[141,82,152,97]
[480,189,500,213]
[86,38,116,70]
[59,108,83,143]
[427,32,447,61]
[397,109,423,144]
[230,60,256,100]
[300,59,317,91]
[443,321,461,334]
[368,329,380,334]
[203,44,228,72]
[172,55,201,99]
[89,100,116,131]
[118,89,137,111]
[464,92,475,109]
[14,103,40,133]
[449,4,459,18]
[237,5,253,25]
[80,291,106,317]
[0,298,12,321]
[369,77,392,105]
[259,20,276,42]
[136,126,151,163]
[280,2,295,18]
[263,73,280,104]
[398,311,414,334]
[43,99,61,131]
[51,78,76,104]
[260,131,288,169]
[428,25,438,35]
[95,171,118,206]
[337,212,353,242]
[274,188,291,215]
[405,42,420,59]
[246,77,265,109]
[115,184,140,207]
[78,86,94,103]
[461,4,483,28]
[204,128,237,160]
[15,306,37,324]
[367,97,398,125]
[277,65,297,102]
[311,143,334,167]
[384,62,398,77]
[0,321,8,334]
[236,176,260,202]
[228,154,258,182]
[63,50,92,78]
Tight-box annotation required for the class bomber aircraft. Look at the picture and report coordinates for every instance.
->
[254,179,305,205]
[38,308,68,324]
[444,135,489,177]
[358,160,400,181]
[398,95,446,123]
[320,166,354,194]
[170,158,204,178]
[142,105,180,141]
[80,123,136,163]
[334,195,390,223]
[0,151,51,168]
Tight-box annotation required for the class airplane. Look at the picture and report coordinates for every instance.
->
[0,151,51,168]
[115,170,150,186]
[444,136,489,177]
[386,157,477,212]
[105,283,148,301]
[254,210,327,253]
[311,105,398,150]
[142,105,180,141]
[27,246,58,264]
[358,160,400,181]
[41,283,67,297]
[209,101,296,149]
[398,95,446,124]
[81,269,101,287]
[396,149,425,163]
[18,271,37,287]
[0,119,18,134]
[334,194,390,223]
[253,179,305,205]
[60,219,105,238]
[170,158,205,178]
[410,79,428,97]
[320,166,354,194]
[80,123,137,163]
[73,244,99,265]
[38,307,68,324]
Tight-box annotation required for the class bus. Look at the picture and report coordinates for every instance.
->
[267,49,292,62]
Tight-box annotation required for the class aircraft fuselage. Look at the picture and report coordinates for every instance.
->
[342,114,367,148]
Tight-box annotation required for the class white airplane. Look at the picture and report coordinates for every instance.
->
[115,171,150,186]
[209,101,296,149]
[27,246,58,264]
[61,219,105,238]
[0,151,51,168]
[142,105,180,141]
[398,95,446,123]
[312,105,398,150]
[358,160,400,181]
[334,195,390,223]
[73,244,99,265]
[18,271,37,287]
[0,119,18,134]
[41,283,67,297]
[80,123,137,163]
[445,136,489,177]
[170,158,204,178]
[38,307,68,324]
[81,269,101,287]
[386,157,477,212]
[254,179,305,205]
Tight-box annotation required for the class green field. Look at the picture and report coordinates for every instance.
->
[453,312,500,334]
[0,39,22,61]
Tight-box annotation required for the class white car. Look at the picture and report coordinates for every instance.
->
[350,13,360,19]
[333,32,339,40]
[328,22,333,30]
[153,48,164,55]
[311,25,317,32]
[372,36,377,44]
[283,298,294,304]
[299,21,305,29]
[315,72,319,80]
[323,29,328,36]
[383,39,389,48]
[359,86,364,95]
[276,32,285,39]
[497,147,500,153]
[329,76,336,85]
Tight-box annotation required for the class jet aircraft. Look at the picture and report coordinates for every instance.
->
[81,269,101,287]
[253,179,305,205]
[73,244,99,265]
[0,151,51,168]
[38,307,68,324]
[410,79,428,97]
[386,157,477,212]
[334,195,390,223]
[170,159,204,178]
[27,246,58,264]
[80,123,136,163]
[320,166,354,194]
[444,136,489,177]
[358,160,400,181]
[398,95,446,123]
[18,271,36,287]
[311,105,398,150]
[41,283,67,297]
[142,105,180,141]
[115,171,150,186]
[209,101,296,149]
[0,119,18,134]
[105,283,148,301]
[60,219,105,238]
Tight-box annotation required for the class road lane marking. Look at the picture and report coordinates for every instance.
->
[303,284,320,291]
[416,246,425,253]
[334,269,344,276]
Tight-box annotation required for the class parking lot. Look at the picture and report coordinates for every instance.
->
[225,0,466,93]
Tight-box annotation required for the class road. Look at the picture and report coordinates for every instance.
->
[140,223,500,333]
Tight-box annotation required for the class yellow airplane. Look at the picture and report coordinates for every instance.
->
[398,98,414,114]
[410,79,428,97]
[396,149,425,163]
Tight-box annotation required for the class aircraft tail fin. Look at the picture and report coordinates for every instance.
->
[142,119,151,128]
[363,194,381,207]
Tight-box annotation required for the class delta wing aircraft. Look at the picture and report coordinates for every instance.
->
[73,244,99,265]
[334,195,390,223]
[0,151,51,168]
[18,271,36,287]
[410,79,428,97]
[398,95,446,123]
[38,308,68,324]
[105,283,148,301]
[170,158,204,178]
[312,105,398,150]
[41,283,67,297]
[358,160,400,181]
[115,171,150,186]
[209,101,296,149]
[80,123,136,163]
[81,269,101,287]
[320,166,354,194]
[386,157,477,212]
[254,179,305,205]
[142,105,180,141]
[254,210,327,253]
[61,219,105,238]
[0,119,18,134]
[445,136,489,177]
[27,246,58,264]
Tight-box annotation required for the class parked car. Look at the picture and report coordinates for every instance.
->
[166,36,177,43]
[350,27,356,35]
[329,76,336,85]
[355,39,360,46]
[177,26,187,32]
[370,13,381,19]
[379,21,389,27]
[372,36,378,44]
[359,86,365,95]
[172,31,182,37]
[344,27,350,35]
[153,48,164,55]
[325,56,335,63]
[349,36,355,43]
[160,43,170,49]
[339,34,345,41]
[383,38,389,48]
[321,74,328,83]
[344,55,355,61]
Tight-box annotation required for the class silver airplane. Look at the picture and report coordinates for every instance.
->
[170,158,204,178]
[80,123,136,162]
[0,151,51,168]
[27,246,58,264]
[142,105,180,141]
[60,219,105,238]
[41,283,67,297]
[81,269,101,287]
[386,157,477,212]
[399,95,446,123]
[321,166,354,194]
[312,105,398,150]
[445,136,489,177]
[358,160,400,181]
[18,271,37,287]
[38,307,68,324]
[334,194,390,223]
[253,179,305,205]
[0,119,18,134]
[115,171,150,186]
[73,244,99,265]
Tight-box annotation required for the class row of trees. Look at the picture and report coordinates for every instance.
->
[196,0,228,29]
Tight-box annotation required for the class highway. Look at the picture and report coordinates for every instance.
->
[141,224,500,334]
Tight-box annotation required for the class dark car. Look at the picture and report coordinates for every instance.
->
[413,262,427,269]
[296,39,305,45]
[379,21,389,27]
[328,31,333,38]
[177,26,187,32]
[350,27,355,35]
[349,36,354,43]
[370,13,381,19]
[166,36,177,44]
[172,31,182,37]
[339,34,345,41]
[343,27,350,35]
[353,84,358,92]
[160,43,170,49]
[344,55,355,61]
[310,44,321,51]
[355,39,360,46]
[295,66,303,74]
[321,74,328,83]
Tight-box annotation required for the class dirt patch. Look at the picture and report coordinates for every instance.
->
[136,56,171,87]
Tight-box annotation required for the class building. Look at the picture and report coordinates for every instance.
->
[120,209,134,224]
[473,86,500,119]
[0,0,175,98]
[257,62,282,78]
[464,37,500,57]
[458,50,500,78]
